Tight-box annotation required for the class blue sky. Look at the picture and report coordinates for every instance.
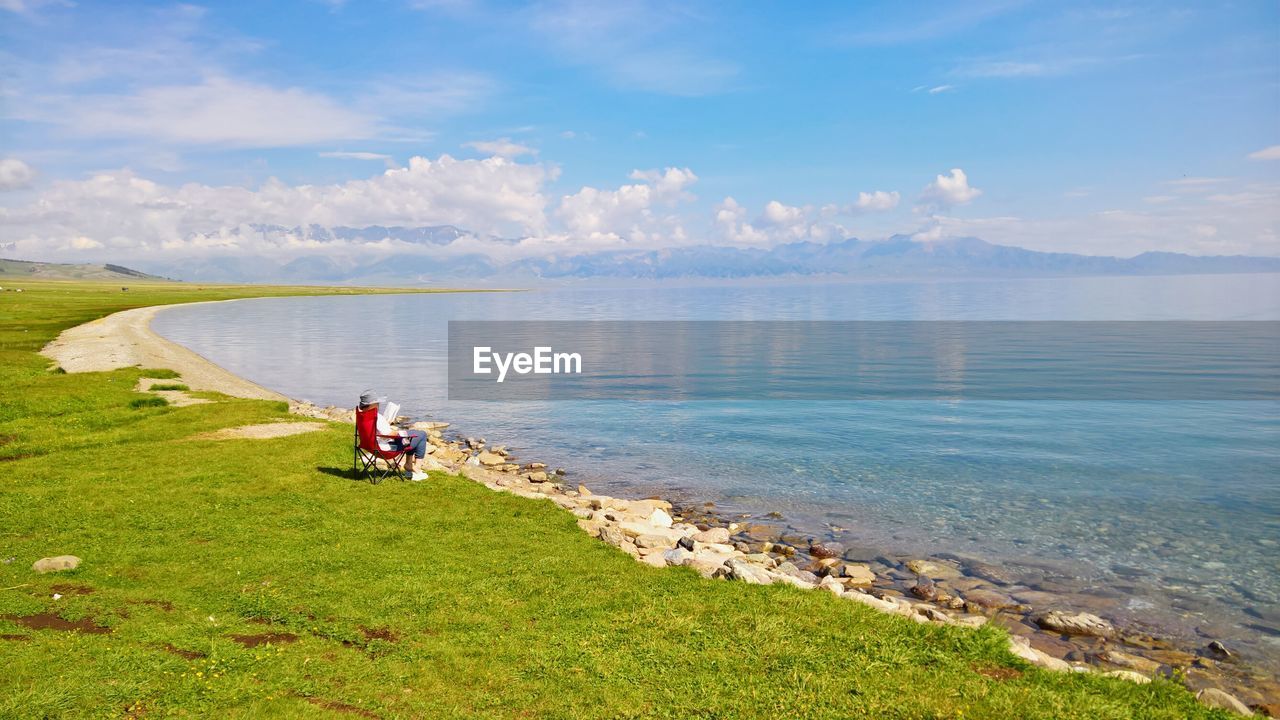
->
[1,0,1278,264]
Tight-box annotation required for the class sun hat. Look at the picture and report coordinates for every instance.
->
[359,389,387,407]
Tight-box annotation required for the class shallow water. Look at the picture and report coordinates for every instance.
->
[154,274,1280,667]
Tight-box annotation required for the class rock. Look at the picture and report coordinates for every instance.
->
[662,548,695,566]
[691,527,731,545]
[640,553,666,568]
[1035,610,1114,637]
[576,519,603,537]
[1097,649,1162,674]
[1103,670,1151,685]
[818,576,845,596]
[648,508,674,529]
[1196,688,1254,716]
[32,556,80,574]
[688,555,732,578]
[840,563,877,586]
[964,589,1025,614]
[809,541,844,560]
[1205,640,1234,659]
[722,558,775,585]
[844,590,901,614]
[740,553,777,568]
[915,605,955,625]
[774,562,820,585]
[964,560,1018,585]
[1007,636,1071,672]
[635,534,677,550]
[676,536,695,552]
[742,524,781,542]
[910,576,938,601]
[477,451,504,466]
[905,559,962,579]
[577,484,591,495]
[1142,648,1197,667]
[525,471,549,483]
[771,572,818,590]
[599,525,627,547]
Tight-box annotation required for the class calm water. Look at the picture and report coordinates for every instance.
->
[154,274,1280,666]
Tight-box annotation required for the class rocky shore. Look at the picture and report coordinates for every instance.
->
[295,400,1278,717]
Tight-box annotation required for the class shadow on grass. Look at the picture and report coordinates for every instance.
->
[316,466,366,482]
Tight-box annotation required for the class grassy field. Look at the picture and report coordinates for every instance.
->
[0,280,1227,718]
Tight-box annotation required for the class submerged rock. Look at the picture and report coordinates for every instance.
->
[840,563,876,586]
[1036,610,1114,638]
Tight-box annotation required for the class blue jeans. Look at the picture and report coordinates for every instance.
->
[392,430,428,459]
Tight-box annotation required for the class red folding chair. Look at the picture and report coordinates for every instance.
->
[354,406,410,484]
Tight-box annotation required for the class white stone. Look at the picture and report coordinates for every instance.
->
[1007,637,1071,672]
[32,555,81,574]
[818,576,845,596]
[648,508,674,528]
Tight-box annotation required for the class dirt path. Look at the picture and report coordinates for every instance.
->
[40,303,288,401]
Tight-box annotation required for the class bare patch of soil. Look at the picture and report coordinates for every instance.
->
[162,643,204,660]
[305,698,380,718]
[229,632,299,648]
[50,583,95,595]
[361,627,399,642]
[2,612,110,634]
[195,422,326,441]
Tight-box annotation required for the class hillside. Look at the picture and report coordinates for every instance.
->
[0,258,167,282]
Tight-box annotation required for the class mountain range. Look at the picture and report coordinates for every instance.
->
[114,224,1280,284]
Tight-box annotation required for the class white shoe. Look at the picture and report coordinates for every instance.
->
[410,471,427,482]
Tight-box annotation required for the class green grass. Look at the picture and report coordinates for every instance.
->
[148,384,191,392]
[0,280,1227,719]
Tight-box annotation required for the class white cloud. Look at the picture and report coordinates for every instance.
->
[463,138,538,158]
[928,84,955,94]
[554,167,697,247]
[0,158,36,190]
[713,197,853,247]
[20,76,378,148]
[1163,177,1228,188]
[0,155,556,259]
[854,190,901,211]
[912,183,1280,256]
[319,151,396,165]
[920,168,982,208]
[1247,145,1280,161]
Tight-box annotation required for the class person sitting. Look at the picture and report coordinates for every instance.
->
[358,389,430,481]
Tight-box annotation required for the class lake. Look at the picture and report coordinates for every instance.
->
[154,273,1280,668]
